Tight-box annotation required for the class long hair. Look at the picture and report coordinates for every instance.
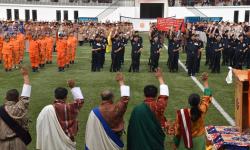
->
[188,93,202,122]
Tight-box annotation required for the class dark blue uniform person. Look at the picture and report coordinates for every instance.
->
[110,35,122,72]
[129,35,143,72]
[186,34,199,76]
[149,35,162,72]
[91,35,102,72]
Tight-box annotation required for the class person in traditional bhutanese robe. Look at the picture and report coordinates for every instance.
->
[0,67,32,150]
[36,80,84,150]
[127,68,170,150]
[85,73,130,150]
[173,74,212,150]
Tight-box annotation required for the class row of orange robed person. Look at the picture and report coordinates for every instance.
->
[0,33,77,71]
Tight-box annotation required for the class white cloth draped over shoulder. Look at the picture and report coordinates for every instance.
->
[36,105,76,150]
[85,107,124,150]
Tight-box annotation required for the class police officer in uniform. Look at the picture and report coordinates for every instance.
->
[168,34,181,72]
[196,35,204,73]
[229,34,237,66]
[91,34,102,72]
[119,32,128,65]
[234,34,248,69]
[222,30,230,66]
[186,34,199,76]
[100,32,107,69]
[129,35,143,72]
[211,35,224,73]
[110,34,122,72]
[149,35,162,72]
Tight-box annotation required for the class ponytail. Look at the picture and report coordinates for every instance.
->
[188,93,202,122]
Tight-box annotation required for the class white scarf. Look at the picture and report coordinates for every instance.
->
[85,108,124,150]
[36,105,76,150]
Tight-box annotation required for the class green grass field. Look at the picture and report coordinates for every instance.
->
[0,33,235,149]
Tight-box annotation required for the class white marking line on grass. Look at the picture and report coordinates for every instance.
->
[164,44,235,126]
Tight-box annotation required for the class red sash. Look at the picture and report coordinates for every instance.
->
[177,109,193,149]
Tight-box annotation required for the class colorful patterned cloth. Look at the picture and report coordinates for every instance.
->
[205,126,250,150]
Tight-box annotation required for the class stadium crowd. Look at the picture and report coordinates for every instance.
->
[0,19,249,150]
[0,20,250,76]
[168,0,249,6]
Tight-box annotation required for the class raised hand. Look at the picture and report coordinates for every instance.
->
[67,80,76,89]
[155,68,165,85]
[20,66,29,76]
[201,72,209,88]
[115,72,124,86]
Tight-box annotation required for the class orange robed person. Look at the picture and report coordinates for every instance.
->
[69,32,77,64]
[65,35,71,68]
[0,35,3,64]
[38,35,47,68]
[11,33,21,68]
[2,34,13,72]
[29,34,40,72]
[45,33,54,64]
[56,33,67,72]
[17,32,25,63]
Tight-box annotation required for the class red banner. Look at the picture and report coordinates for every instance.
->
[157,18,185,32]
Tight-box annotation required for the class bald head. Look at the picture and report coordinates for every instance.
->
[101,90,114,101]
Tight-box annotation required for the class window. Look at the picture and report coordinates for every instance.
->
[74,10,78,22]
[32,10,37,21]
[6,9,12,20]
[51,0,59,2]
[64,10,68,21]
[14,9,19,20]
[245,10,250,22]
[234,10,239,23]
[25,10,30,22]
[56,10,61,22]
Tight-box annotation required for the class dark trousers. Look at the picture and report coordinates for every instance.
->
[246,50,250,68]
[169,52,179,72]
[196,52,201,73]
[129,53,141,72]
[120,48,125,64]
[91,52,101,72]
[205,46,211,65]
[187,54,197,76]
[79,41,84,46]
[100,51,105,68]
[229,48,236,66]
[110,53,121,72]
[222,48,229,66]
[234,51,244,69]
[212,52,221,73]
[150,54,160,72]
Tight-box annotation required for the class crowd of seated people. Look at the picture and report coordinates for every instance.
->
[169,0,250,6]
